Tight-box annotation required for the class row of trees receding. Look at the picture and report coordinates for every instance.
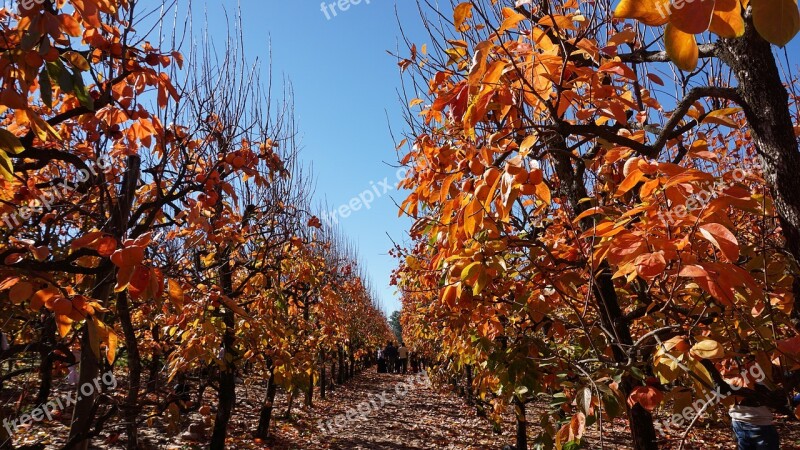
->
[0,1,392,449]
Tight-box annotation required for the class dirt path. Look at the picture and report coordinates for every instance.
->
[312,370,506,450]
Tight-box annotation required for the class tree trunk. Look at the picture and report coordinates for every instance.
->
[305,372,313,407]
[147,325,161,393]
[553,151,659,450]
[35,313,56,406]
[465,365,473,405]
[320,354,326,399]
[337,347,345,384]
[210,260,237,450]
[255,364,277,439]
[717,19,800,318]
[68,154,140,450]
[116,291,141,450]
[67,276,109,450]
[349,354,355,379]
[284,390,295,419]
[514,397,527,450]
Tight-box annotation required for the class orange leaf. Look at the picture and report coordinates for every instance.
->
[454,3,474,32]
[55,314,74,338]
[9,282,33,304]
[665,24,699,71]
[751,0,800,46]
[614,0,671,26]
[627,386,664,411]
[709,0,745,38]
[670,0,716,34]
[698,223,739,262]
[634,252,667,280]
[111,246,145,268]
[168,279,184,308]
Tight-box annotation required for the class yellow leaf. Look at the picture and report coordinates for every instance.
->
[535,182,551,205]
[665,23,699,71]
[56,314,73,338]
[454,3,473,32]
[709,0,745,38]
[690,339,725,359]
[0,149,13,181]
[613,0,670,26]
[63,51,90,71]
[87,318,102,361]
[461,261,483,284]
[107,328,118,364]
[752,0,800,46]
[473,270,490,296]
[702,107,742,128]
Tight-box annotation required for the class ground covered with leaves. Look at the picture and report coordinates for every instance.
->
[5,368,800,449]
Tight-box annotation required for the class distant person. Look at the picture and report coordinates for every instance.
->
[398,342,409,374]
[729,403,779,450]
[377,348,386,373]
[726,366,789,450]
[384,341,398,374]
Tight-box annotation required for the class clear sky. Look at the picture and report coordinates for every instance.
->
[174,1,799,317]
[193,1,427,315]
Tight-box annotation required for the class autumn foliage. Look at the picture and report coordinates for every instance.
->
[394,0,800,449]
[0,1,390,449]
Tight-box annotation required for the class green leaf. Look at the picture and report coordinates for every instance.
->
[39,68,53,108]
[47,60,74,94]
[0,150,14,181]
[72,69,94,111]
[0,129,24,154]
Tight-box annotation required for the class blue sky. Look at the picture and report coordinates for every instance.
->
[180,1,799,316]
[195,1,427,315]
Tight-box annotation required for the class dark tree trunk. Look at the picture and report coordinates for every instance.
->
[67,278,108,450]
[35,313,56,406]
[329,360,336,391]
[147,325,161,393]
[68,154,140,450]
[465,365,473,405]
[116,291,141,450]
[337,347,345,384]
[514,397,527,450]
[349,354,355,379]
[320,354,326,399]
[305,372,313,407]
[210,260,237,450]
[717,19,800,320]
[553,150,659,450]
[256,364,277,439]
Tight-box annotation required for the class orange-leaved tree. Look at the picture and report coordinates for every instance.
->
[394,1,800,449]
